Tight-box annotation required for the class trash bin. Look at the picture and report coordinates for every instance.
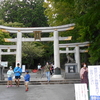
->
[54,67,61,75]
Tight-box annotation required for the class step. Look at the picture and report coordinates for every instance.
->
[0,79,80,85]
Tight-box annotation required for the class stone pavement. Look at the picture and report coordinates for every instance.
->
[0,71,79,100]
[0,84,75,100]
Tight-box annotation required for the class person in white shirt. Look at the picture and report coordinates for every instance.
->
[37,63,41,74]
[7,67,14,88]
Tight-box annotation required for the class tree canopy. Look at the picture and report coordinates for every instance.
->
[0,0,48,27]
[43,0,100,64]
[0,0,52,68]
[1,0,100,67]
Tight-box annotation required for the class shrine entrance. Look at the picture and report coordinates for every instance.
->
[0,24,75,78]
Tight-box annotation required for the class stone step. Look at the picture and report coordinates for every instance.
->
[0,79,80,85]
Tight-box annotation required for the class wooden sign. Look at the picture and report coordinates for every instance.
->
[34,31,41,40]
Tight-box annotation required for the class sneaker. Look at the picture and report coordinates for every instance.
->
[10,85,13,87]
[25,89,28,92]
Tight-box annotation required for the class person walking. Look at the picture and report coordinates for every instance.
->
[37,63,41,74]
[14,63,22,87]
[80,63,88,88]
[24,70,30,92]
[44,62,50,82]
[7,67,14,88]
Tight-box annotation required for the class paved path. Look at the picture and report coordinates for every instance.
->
[0,84,75,100]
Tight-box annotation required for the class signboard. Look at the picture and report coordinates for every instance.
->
[1,61,8,67]
[22,65,26,72]
[88,65,100,100]
[68,65,75,73]
[74,83,88,100]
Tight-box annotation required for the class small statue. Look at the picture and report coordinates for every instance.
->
[66,54,75,63]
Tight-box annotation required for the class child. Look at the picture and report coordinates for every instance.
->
[24,70,30,92]
[7,67,14,88]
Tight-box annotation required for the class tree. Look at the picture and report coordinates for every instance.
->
[74,0,100,64]
[0,0,48,27]
[43,0,75,26]
[22,42,45,69]
[43,0,100,65]
[43,0,80,42]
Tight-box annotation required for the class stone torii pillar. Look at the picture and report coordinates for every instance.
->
[52,30,62,78]
[75,45,81,72]
[54,30,60,68]
[0,49,1,64]
[16,31,22,67]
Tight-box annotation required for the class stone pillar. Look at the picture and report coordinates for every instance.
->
[52,30,62,78]
[54,30,60,68]
[75,45,80,72]
[0,49,4,80]
[0,49,1,64]
[16,31,22,67]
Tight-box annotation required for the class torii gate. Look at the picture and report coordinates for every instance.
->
[0,23,75,78]
[59,42,90,72]
[0,45,16,64]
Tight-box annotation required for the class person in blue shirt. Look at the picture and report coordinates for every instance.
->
[24,70,30,92]
[14,63,22,87]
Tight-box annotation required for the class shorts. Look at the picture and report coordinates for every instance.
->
[25,81,29,85]
[8,77,12,81]
[15,76,20,79]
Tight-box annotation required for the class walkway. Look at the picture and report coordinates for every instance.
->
[0,70,80,100]
[0,84,75,100]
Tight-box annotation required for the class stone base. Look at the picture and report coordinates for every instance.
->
[52,74,62,78]
[64,73,80,79]
[0,74,5,80]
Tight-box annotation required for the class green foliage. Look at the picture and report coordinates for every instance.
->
[43,0,100,64]
[75,0,100,64]
[0,31,10,45]
[1,0,100,66]
[3,22,24,27]
[43,0,75,26]
[0,0,48,27]
[22,42,45,68]
[22,42,45,58]
[43,0,79,44]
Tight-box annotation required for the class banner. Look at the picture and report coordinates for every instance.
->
[74,83,88,100]
[88,65,100,100]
